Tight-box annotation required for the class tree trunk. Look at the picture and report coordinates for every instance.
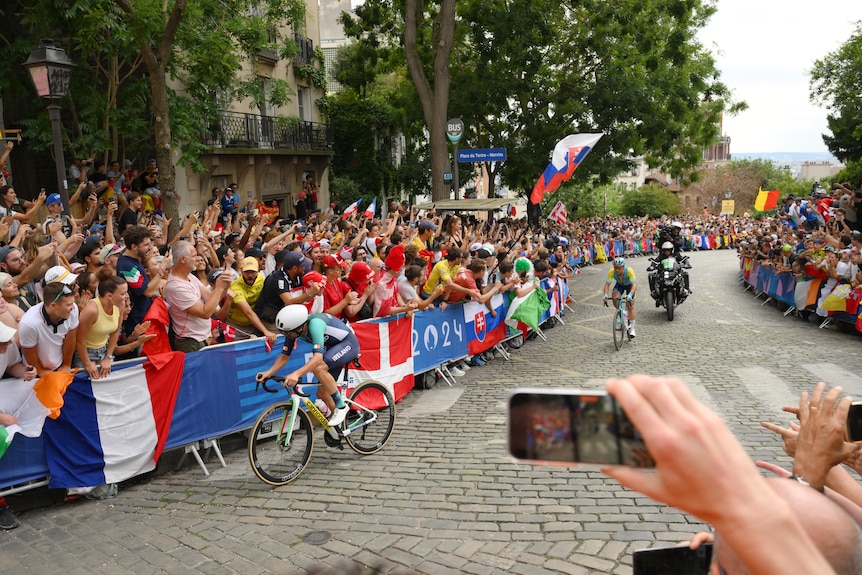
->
[404,0,456,201]
[149,70,178,237]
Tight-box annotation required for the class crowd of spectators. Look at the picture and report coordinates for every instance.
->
[737,182,862,319]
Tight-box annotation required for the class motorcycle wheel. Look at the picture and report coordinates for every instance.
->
[664,289,675,321]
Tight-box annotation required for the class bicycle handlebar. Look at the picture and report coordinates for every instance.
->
[256,375,313,397]
[256,375,284,394]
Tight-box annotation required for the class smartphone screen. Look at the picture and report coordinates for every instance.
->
[633,544,712,575]
[847,403,862,442]
[507,388,653,467]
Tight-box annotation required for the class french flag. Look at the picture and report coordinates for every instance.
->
[463,294,507,355]
[530,133,603,205]
[363,197,377,219]
[342,198,362,220]
[350,316,414,403]
[42,357,184,489]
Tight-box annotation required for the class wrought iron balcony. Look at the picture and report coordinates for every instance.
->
[203,111,333,152]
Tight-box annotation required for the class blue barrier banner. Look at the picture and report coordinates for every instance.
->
[411,304,469,373]
[165,337,316,450]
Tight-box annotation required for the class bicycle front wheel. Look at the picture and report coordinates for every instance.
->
[343,380,396,455]
[613,309,626,350]
[248,401,313,486]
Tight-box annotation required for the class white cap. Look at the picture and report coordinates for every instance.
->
[44,265,78,285]
[0,322,16,343]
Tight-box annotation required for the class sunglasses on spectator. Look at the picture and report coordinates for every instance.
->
[52,284,73,303]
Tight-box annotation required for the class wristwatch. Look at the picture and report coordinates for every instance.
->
[105,354,115,361]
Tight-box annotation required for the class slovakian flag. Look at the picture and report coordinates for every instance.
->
[363,197,377,219]
[350,316,414,403]
[530,133,604,205]
[464,294,507,356]
[548,201,567,225]
[754,187,780,211]
[342,198,362,220]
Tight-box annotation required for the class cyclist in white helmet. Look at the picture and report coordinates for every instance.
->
[255,305,359,427]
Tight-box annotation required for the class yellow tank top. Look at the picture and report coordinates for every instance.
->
[84,298,120,349]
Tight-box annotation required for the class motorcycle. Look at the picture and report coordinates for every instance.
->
[647,255,691,321]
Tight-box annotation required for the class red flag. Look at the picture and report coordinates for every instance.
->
[350,317,414,402]
[754,187,780,211]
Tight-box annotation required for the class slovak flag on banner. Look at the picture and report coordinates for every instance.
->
[464,294,507,355]
[42,355,184,489]
[530,133,603,205]
[363,197,377,219]
[342,198,362,220]
[350,316,414,402]
[548,201,567,225]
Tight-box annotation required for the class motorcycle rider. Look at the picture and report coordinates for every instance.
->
[656,221,685,257]
[603,256,637,338]
[652,221,691,298]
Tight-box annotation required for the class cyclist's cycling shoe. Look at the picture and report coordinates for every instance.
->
[328,406,349,428]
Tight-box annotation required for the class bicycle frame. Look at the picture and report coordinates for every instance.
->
[257,377,380,440]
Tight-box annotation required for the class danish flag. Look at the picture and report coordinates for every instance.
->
[350,316,414,402]
[548,201,567,225]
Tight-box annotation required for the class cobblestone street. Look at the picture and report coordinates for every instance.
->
[5,249,862,574]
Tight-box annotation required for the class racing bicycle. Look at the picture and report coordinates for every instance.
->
[605,293,633,350]
[248,367,396,486]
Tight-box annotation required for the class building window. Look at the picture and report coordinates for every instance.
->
[298,87,308,121]
[259,77,273,116]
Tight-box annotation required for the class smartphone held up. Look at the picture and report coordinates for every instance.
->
[847,402,862,443]
[507,388,654,468]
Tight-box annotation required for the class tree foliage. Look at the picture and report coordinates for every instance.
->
[619,184,683,217]
[810,21,862,165]
[337,0,743,208]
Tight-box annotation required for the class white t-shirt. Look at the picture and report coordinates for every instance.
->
[165,273,211,341]
[398,275,419,302]
[19,304,80,371]
[0,341,23,378]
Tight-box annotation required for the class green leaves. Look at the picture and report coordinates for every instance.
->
[811,23,862,170]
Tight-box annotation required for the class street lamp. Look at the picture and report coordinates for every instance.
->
[23,39,76,214]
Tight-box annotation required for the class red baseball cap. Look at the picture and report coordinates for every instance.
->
[302,270,326,289]
[348,262,374,287]
[322,254,348,268]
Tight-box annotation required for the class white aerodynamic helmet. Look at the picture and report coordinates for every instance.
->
[661,241,674,250]
[275,305,309,332]
[671,221,683,230]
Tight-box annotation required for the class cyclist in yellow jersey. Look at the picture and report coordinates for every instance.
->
[602,256,638,337]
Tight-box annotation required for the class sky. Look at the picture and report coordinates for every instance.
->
[697,1,860,154]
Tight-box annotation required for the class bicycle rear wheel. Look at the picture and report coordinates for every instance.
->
[343,380,396,455]
[613,309,626,350]
[248,401,313,486]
